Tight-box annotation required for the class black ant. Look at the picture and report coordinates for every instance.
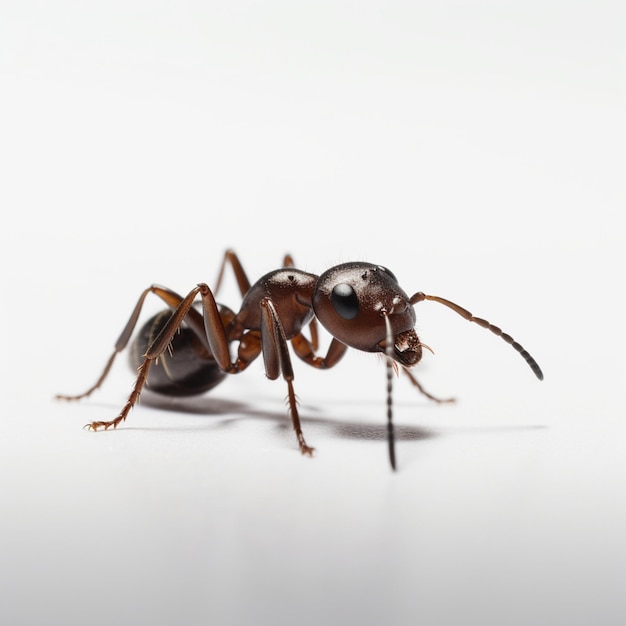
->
[57,250,543,470]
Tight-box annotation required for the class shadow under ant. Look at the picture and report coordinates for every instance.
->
[108,390,439,443]
[98,391,544,446]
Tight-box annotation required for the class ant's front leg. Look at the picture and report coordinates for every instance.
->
[289,333,348,370]
[401,368,456,404]
[291,330,454,406]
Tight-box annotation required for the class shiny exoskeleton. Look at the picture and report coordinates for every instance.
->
[57,250,543,469]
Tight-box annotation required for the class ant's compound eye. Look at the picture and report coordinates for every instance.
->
[331,283,359,320]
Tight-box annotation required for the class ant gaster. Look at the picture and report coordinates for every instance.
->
[57,250,543,470]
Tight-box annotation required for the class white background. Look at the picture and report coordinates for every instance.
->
[1,2,624,625]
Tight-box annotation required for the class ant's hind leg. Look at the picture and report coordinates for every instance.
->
[56,285,205,402]
[84,359,153,431]
[213,249,252,297]
[84,285,205,431]
[55,351,118,402]
[55,287,157,402]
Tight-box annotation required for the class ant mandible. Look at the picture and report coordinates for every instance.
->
[57,249,543,470]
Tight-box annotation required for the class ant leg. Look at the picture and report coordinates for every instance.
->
[213,249,251,297]
[87,282,261,432]
[289,333,348,370]
[84,286,205,430]
[56,351,119,403]
[85,359,153,431]
[56,285,209,402]
[200,283,312,454]
[259,297,315,456]
[401,368,456,404]
[214,249,297,297]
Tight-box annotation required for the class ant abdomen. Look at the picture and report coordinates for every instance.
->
[129,306,228,397]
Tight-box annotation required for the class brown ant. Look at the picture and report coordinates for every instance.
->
[57,250,543,470]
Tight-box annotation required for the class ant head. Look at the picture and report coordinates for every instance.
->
[312,262,422,367]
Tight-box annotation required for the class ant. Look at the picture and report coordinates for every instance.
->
[57,249,543,470]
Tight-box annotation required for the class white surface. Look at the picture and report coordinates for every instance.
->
[1,2,624,625]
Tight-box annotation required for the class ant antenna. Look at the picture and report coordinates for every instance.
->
[411,292,544,380]
[383,314,397,471]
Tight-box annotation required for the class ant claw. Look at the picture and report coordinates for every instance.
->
[83,420,115,431]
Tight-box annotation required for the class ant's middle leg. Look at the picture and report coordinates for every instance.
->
[257,297,317,456]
